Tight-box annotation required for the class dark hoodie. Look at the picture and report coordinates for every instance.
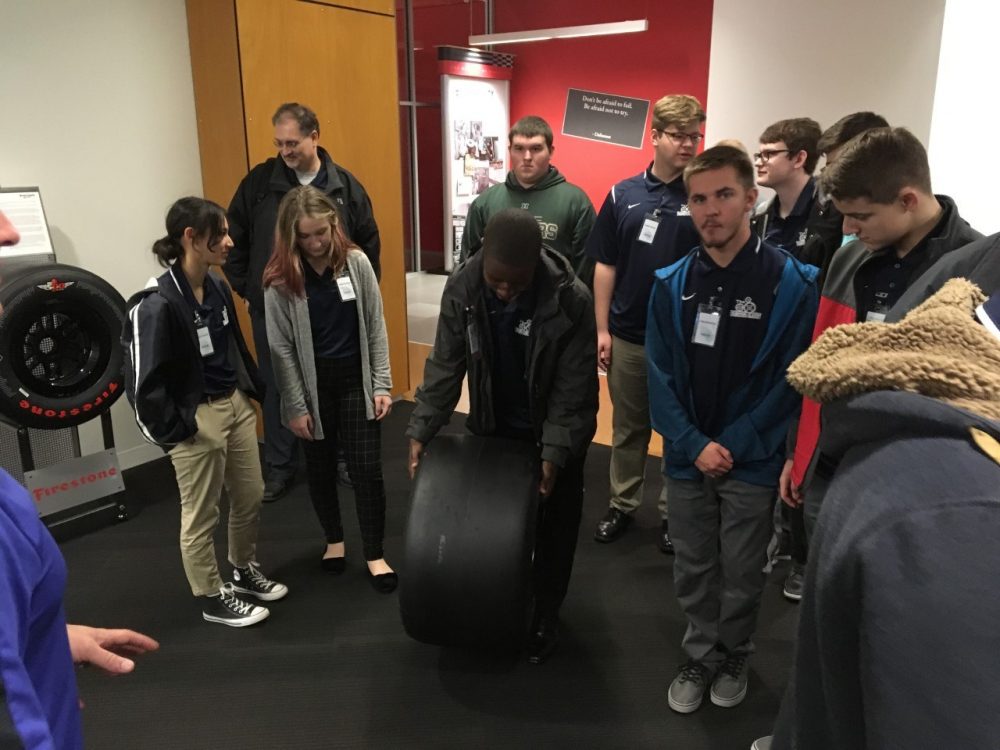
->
[406,247,598,467]
[459,167,596,286]
[772,391,1000,750]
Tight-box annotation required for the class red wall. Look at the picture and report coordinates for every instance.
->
[496,0,714,209]
[399,0,713,269]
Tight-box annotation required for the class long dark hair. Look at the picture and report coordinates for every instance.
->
[152,197,227,267]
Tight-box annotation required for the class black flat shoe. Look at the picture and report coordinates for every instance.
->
[321,556,346,574]
[368,570,398,593]
[594,507,633,543]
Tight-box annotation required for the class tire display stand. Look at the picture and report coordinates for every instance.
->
[0,251,130,541]
[1,411,128,542]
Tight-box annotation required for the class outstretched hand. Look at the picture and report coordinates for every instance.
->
[67,624,159,675]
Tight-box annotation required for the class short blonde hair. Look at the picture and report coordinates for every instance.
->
[652,94,706,131]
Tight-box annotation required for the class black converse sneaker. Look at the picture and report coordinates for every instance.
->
[202,583,269,627]
[231,562,289,601]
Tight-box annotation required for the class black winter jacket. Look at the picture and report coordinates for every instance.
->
[406,248,598,467]
[224,147,381,311]
[122,268,263,449]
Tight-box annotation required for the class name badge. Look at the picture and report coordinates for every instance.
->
[865,299,890,323]
[466,318,481,357]
[336,275,356,301]
[197,324,214,357]
[692,302,722,347]
[638,215,660,244]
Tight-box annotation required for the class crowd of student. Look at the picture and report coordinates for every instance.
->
[3,95,999,748]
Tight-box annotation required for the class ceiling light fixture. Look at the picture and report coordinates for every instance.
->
[469,19,648,47]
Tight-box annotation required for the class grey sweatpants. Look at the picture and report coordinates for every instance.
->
[666,474,775,665]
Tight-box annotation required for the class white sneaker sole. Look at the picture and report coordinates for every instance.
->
[203,606,270,627]
[231,583,289,602]
[667,691,704,714]
[710,682,748,708]
[782,586,803,602]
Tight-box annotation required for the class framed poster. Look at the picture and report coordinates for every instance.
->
[439,47,513,270]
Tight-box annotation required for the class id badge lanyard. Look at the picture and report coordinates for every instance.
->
[194,310,214,357]
[637,193,671,245]
[692,297,723,348]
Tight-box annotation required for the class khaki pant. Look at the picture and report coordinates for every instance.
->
[169,390,264,597]
[608,335,668,517]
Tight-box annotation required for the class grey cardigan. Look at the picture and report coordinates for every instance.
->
[264,249,392,439]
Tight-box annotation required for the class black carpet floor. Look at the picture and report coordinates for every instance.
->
[62,402,798,749]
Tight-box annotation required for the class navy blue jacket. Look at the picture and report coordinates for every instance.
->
[646,244,819,485]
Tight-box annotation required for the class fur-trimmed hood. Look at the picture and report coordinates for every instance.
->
[787,277,1000,420]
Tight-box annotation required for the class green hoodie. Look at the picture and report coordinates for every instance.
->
[460,167,596,286]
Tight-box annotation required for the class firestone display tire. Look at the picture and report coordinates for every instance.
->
[399,434,540,649]
[0,262,126,429]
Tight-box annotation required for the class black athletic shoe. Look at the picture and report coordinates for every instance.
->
[658,520,675,555]
[262,473,293,503]
[232,562,289,601]
[202,583,269,627]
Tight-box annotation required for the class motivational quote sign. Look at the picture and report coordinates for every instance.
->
[562,88,650,149]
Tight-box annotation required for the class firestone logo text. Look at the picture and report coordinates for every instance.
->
[33,467,118,502]
[19,381,119,419]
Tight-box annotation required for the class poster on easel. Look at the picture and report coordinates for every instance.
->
[0,188,56,261]
[439,47,513,271]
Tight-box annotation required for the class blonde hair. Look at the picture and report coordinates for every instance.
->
[652,94,706,131]
[263,185,352,297]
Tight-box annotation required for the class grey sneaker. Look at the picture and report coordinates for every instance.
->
[201,583,269,627]
[668,660,711,714]
[232,562,289,602]
[710,652,749,708]
[783,562,805,602]
[751,738,773,750]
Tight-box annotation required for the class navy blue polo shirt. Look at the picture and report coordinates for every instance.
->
[855,202,952,322]
[757,178,816,255]
[484,286,535,439]
[303,261,360,358]
[171,268,237,397]
[586,165,700,344]
[682,236,784,437]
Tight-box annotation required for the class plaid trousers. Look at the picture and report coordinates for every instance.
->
[302,354,386,560]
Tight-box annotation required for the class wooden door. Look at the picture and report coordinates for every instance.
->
[235,0,409,394]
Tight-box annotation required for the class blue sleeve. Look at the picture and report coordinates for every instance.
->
[716,283,819,463]
[645,280,711,466]
[0,479,61,749]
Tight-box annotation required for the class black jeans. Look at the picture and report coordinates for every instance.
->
[301,355,386,560]
[250,306,297,477]
[533,448,587,620]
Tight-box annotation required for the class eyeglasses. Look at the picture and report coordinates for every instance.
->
[274,139,302,150]
[658,130,704,146]
[753,149,791,162]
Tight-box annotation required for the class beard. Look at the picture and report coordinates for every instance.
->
[700,224,740,250]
